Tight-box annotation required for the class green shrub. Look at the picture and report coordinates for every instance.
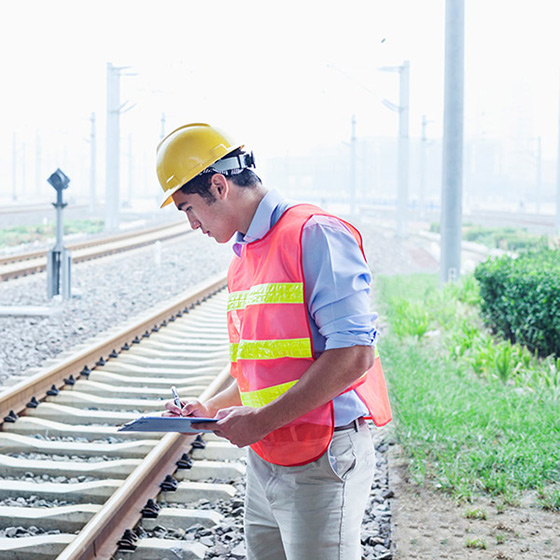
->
[475,249,560,357]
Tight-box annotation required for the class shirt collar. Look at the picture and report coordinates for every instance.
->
[232,189,285,256]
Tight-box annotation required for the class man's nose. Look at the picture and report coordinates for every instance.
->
[187,215,201,230]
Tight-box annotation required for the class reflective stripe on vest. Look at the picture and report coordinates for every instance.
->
[240,379,299,408]
[228,282,304,311]
[230,338,312,362]
[239,362,373,408]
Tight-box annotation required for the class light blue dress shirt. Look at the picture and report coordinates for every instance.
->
[232,190,375,424]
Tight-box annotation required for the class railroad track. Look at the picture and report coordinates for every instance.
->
[0,221,190,282]
[0,204,89,216]
[0,273,247,559]
[409,229,499,274]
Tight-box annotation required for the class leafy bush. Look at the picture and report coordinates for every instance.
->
[475,249,560,357]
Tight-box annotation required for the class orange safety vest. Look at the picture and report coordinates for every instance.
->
[227,204,392,466]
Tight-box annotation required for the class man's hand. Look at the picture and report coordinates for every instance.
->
[163,398,211,418]
[162,380,242,420]
[196,405,270,448]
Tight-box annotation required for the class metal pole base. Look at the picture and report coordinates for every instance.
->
[47,248,72,300]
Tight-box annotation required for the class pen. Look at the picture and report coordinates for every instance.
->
[171,386,182,409]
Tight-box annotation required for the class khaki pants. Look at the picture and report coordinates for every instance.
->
[245,421,376,560]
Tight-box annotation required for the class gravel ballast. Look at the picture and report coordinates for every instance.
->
[0,229,232,386]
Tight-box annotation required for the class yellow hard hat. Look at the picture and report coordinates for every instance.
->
[156,123,243,208]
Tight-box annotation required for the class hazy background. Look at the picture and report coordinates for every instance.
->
[1,0,558,218]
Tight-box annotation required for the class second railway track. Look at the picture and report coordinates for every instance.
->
[0,221,190,282]
[0,274,248,559]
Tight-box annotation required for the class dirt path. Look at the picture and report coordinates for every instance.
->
[389,443,560,559]
[359,222,560,560]
[389,445,560,560]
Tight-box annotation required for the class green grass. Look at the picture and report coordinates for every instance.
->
[376,273,560,503]
[0,219,104,248]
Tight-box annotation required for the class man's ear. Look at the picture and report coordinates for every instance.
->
[211,173,229,199]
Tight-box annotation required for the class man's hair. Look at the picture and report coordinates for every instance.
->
[179,148,262,203]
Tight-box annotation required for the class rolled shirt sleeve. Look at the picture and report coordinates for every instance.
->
[302,215,378,352]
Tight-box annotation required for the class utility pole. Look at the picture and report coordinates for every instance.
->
[35,131,42,195]
[127,133,133,208]
[105,63,121,231]
[89,113,96,213]
[350,114,357,217]
[397,61,410,238]
[12,133,17,201]
[21,142,26,199]
[379,61,410,238]
[327,62,410,225]
[420,115,428,220]
[440,0,465,285]
[105,63,135,230]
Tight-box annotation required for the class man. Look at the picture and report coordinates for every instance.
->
[157,123,391,560]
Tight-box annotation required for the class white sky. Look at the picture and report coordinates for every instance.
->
[1,0,559,199]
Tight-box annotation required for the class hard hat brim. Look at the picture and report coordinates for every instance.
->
[160,184,183,208]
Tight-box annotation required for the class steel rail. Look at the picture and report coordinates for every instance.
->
[0,220,186,266]
[0,271,234,559]
[0,273,227,424]
[56,365,233,560]
[0,203,88,215]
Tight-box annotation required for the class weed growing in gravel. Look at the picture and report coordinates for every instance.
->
[376,273,560,503]
[537,484,560,512]
[465,538,487,549]
[465,509,487,520]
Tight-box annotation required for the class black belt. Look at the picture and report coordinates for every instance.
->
[334,417,365,432]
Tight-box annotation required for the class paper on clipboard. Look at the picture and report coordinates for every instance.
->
[118,416,218,433]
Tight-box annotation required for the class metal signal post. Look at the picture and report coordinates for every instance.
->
[46,168,72,299]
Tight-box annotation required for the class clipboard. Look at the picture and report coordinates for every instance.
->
[118,416,218,433]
